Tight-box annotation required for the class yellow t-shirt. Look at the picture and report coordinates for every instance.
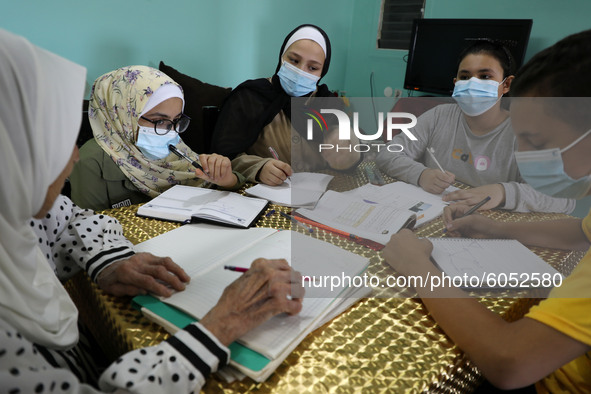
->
[526,210,591,393]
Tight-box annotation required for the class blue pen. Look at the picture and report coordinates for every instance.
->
[278,211,313,233]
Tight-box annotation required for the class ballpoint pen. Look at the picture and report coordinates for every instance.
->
[168,144,204,173]
[278,211,313,233]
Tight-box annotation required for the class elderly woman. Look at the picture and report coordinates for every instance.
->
[0,29,302,393]
[71,65,245,211]
[211,24,361,186]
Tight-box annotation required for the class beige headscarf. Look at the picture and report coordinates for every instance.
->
[0,29,85,349]
[89,65,206,197]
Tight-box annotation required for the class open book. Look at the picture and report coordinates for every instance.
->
[429,238,564,288]
[132,224,370,381]
[340,181,458,227]
[136,185,268,228]
[295,190,417,246]
[244,172,334,208]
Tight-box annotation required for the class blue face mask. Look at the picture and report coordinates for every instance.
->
[452,77,505,116]
[277,61,320,97]
[136,126,180,160]
[515,129,591,199]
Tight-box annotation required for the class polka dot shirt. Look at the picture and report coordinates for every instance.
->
[30,195,134,282]
[0,319,229,393]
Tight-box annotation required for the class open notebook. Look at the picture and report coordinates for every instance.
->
[132,224,370,381]
[429,238,564,288]
[136,185,268,228]
[244,172,334,208]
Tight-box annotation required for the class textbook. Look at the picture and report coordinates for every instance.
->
[340,181,458,227]
[244,172,334,208]
[136,185,268,228]
[295,190,418,246]
[429,238,564,288]
[132,224,371,381]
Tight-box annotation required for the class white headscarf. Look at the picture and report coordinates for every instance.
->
[281,26,327,57]
[0,29,86,349]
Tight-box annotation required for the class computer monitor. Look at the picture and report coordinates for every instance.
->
[403,18,533,95]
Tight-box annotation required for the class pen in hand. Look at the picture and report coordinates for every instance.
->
[224,265,310,281]
[168,144,205,174]
[427,147,447,174]
[268,146,291,181]
[461,196,491,218]
[443,195,491,234]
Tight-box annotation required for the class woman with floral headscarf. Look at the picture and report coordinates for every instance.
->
[71,66,245,211]
[211,24,361,186]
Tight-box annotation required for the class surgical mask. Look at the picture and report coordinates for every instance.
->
[136,126,180,160]
[277,61,320,97]
[452,77,505,116]
[515,129,591,199]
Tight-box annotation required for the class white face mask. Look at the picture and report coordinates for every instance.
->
[452,77,505,116]
[136,126,180,160]
[277,61,320,97]
[515,129,591,199]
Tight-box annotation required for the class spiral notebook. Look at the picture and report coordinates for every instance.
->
[429,238,563,288]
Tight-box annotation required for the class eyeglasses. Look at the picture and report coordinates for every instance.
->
[140,113,191,135]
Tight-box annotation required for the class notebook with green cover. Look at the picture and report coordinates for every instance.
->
[131,223,371,381]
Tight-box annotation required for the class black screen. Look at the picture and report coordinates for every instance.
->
[403,19,533,95]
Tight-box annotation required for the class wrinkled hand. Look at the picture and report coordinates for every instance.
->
[195,153,237,188]
[443,184,504,210]
[200,258,304,346]
[418,168,456,194]
[96,252,190,297]
[442,203,499,238]
[320,127,361,170]
[382,229,434,277]
[258,160,293,186]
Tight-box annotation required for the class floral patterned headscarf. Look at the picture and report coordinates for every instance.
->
[89,65,204,197]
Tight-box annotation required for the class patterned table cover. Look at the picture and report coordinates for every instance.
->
[65,161,584,393]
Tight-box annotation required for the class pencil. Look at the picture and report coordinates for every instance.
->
[427,147,447,174]
[268,146,291,181]
[461,196,491,218]
[291,214,360,241]
[223,265,248,273]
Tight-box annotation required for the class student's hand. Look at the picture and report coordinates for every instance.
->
[195,153,237,188]
[418,168,456,194]
[259,159,293,186]
[382,229,434,277]
[442,203,500,238]
[96,252,191,297]
[199,258,304,346]
[443,184,505,210]
[321,127,361,170]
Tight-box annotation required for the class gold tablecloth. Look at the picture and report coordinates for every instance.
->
[66,162,585,393]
